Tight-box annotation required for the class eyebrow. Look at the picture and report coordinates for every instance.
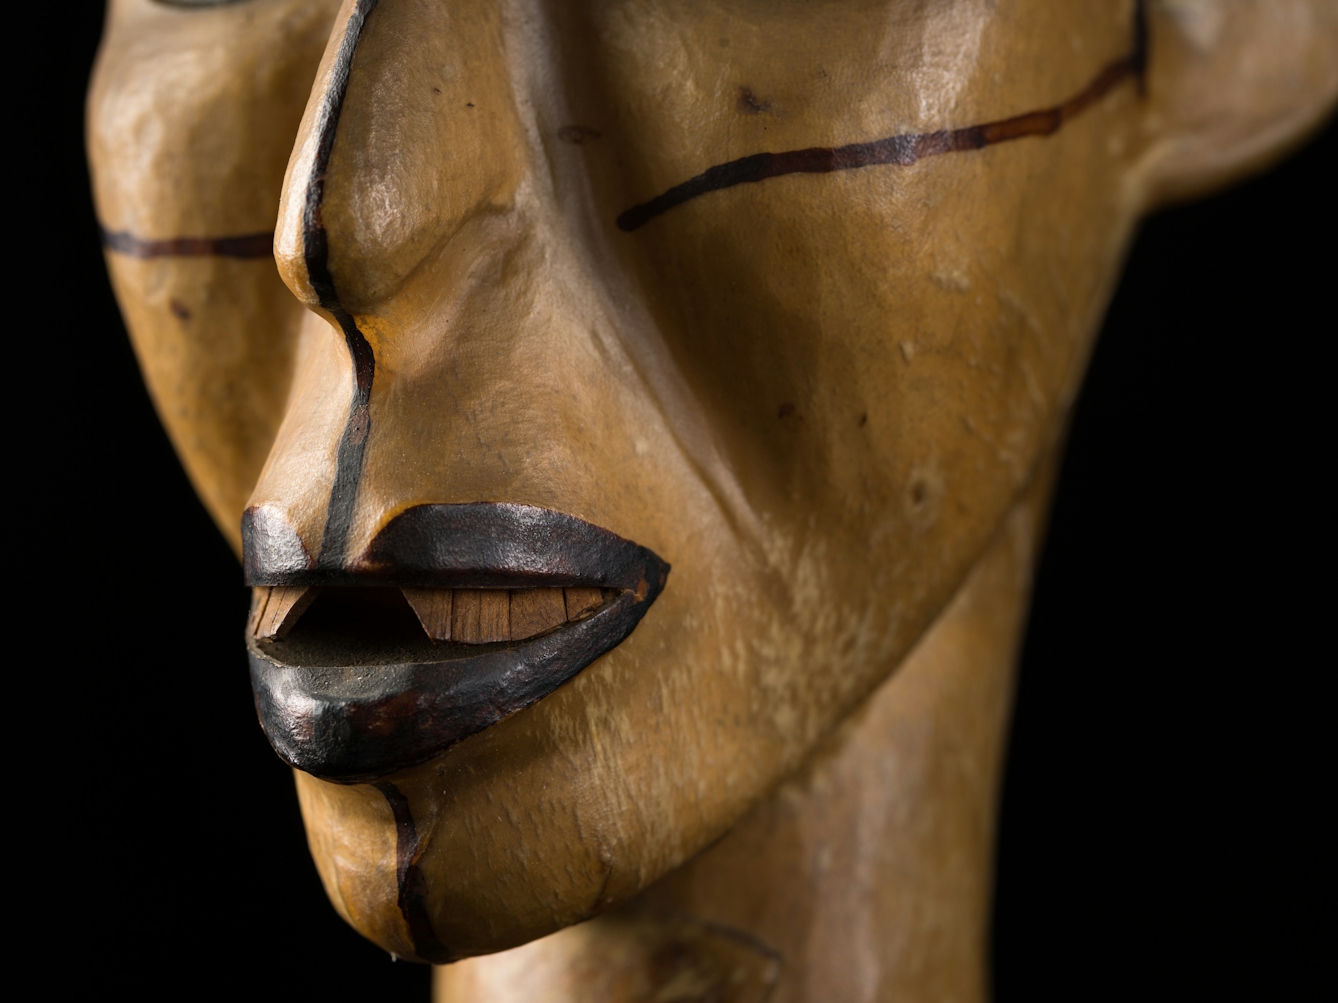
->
[617,5,1147,232]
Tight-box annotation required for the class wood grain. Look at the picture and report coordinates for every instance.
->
[255,585,317,639]
[402,587,599,643]
[452,590,483,644]
[509,588,568,640]
[403,588,453,641]
[249,586,272,636]
[478,591,511,643]
[564,587,604,620]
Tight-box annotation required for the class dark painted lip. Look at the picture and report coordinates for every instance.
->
[242,503,669,783]
[243,501,666,589]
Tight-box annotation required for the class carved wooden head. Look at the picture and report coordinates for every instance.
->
[88,0,1335,963]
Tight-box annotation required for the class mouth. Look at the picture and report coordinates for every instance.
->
[243,503,669,783]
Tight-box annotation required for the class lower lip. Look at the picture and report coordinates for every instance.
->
[248,585,659,783]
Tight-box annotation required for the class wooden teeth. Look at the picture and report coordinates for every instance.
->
[404,587,609,643]
[509,588,567,640]
[399,587,452,640]
[251,585,612,644]
[250,586,317,640]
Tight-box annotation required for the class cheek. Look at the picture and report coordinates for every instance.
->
[615,169,1033,522]
[616,114,1133,526]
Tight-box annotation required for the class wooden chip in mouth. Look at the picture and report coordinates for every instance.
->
[251,586,318,640]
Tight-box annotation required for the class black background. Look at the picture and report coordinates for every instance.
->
[34,7,1331,999]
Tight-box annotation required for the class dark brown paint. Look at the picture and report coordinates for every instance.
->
[373,781,454,964]
[244,502,669,589]
[617,4,1148,232]
[301,0,380,571]
[99,226,273,259]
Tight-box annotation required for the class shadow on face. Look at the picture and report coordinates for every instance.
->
[88,0,1337,962]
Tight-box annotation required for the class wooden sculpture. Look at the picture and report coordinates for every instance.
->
[87,0,1336,999]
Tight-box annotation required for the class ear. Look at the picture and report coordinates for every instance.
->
[1134,0,1337,209]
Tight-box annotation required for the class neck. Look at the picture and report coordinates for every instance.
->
[435,471,1051,1003]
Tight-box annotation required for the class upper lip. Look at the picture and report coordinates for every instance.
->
[243,503,669,783]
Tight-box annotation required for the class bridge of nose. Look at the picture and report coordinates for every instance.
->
[275,0,529,314]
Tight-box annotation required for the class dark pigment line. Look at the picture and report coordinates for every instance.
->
[303,0,380,570]
[617,7,1148,233]
[374,782,454,964]
[100,227,274,259]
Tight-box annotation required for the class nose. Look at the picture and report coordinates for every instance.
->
[267,0,534,567]
[274,0,528,313]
